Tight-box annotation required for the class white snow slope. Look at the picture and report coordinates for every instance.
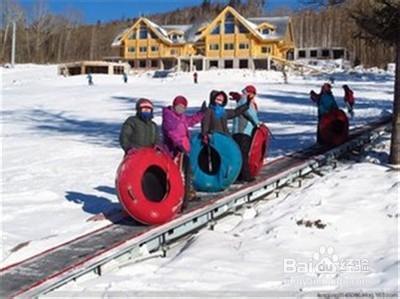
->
[1,65,398,296]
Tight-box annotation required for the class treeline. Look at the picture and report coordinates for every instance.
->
[0,0,395,67]
[292,0,395,67]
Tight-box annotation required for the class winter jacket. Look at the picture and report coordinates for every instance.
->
[311,91,339,119]
[162,106,204,156]
[344,89,355,106]
[201,90,250,135]
[232,97,260,136]
[318,93,338,117]
[119,115,159,153]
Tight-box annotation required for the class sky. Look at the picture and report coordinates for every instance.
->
[19,0,303,24]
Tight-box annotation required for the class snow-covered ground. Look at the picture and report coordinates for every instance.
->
[51,133,399,297]
[1,64,397,296]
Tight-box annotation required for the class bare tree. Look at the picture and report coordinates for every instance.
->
[351,0,400,164]
[1,0,24,62]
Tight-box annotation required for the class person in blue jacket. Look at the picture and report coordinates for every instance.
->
[310,83,339,143]
[230,85,261,182]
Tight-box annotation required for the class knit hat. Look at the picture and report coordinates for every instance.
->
[136,98,154,111]
[173,95,188,107]
[244,85,257,95]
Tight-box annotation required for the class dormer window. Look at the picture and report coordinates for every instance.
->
[171,34,182,41]
[262,28,270,35]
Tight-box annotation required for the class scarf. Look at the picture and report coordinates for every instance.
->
[211,104,225,119]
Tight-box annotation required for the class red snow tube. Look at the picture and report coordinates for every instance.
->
[319,109,349,146]
[115,147,184,225]
[249,124,270,177]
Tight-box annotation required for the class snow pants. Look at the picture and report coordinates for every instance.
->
[233,133,253,181]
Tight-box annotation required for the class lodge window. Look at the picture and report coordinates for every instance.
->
[151,60,158,68]
[321,49,330,57]
[224,14,235,34]
[261,46,271,54]
[114,66,124,74]
[128,30,136,40]
[261,28,270,35]
[171,34,182,41]
[310,50,318,58]
[140,47,147,53]
[333,49,344,59]
[224,60,233,69]
[151,46,159,52]
[224,22,235,34]
[139,27,148,39]
[239,59,248,68]
[238,24,249,33]
[139,60,146,68]
[128,47,135,53]
[239,43,249,50]
[209,60,218,68]
[209,44,219,51]
[224,43,234,50]
[298,50,306,58]
[149,31,157,39]
[211,23,220,35]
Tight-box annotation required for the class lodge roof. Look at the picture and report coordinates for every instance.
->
[111,8,290,47]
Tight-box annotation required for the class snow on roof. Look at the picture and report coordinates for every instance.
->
[237,16,264,40]
[248,16,290,40]
[111,15,290,47]
[162,24,193,33]
[145,19,170,39]
[111,28,130,47]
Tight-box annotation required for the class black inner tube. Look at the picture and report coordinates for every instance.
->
[198,145,221,175]
[141,165,168,202]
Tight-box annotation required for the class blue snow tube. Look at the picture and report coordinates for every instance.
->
[190,132,242,192]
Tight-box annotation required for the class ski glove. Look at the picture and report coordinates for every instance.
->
[200,100,207,112]
[229,91,241,102]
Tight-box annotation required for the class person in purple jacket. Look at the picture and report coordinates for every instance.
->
[162,96,206,204]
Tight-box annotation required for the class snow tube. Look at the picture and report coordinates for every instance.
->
[249,124,270,177]
[190,132,242,192]
[319,109,349,146]
[115,146,184,225]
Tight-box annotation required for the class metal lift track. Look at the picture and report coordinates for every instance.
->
[0,117,391,298]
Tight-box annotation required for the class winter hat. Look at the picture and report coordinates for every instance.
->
[210,90,228,106]
[173,96,188,107]
[244,85,257,95]
[136,98,154,111]
[322,83,332,91]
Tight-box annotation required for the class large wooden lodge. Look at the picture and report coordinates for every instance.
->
[108,6,295,71]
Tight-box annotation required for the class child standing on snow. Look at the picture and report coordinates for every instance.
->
[123,72,128,83]
[193,72,198,84]
[230,85,262,182]
[343,84,355,117]
[162,96,206,203]
[201,90,251,143]
[310,83,339,143]
[119,98,159,154]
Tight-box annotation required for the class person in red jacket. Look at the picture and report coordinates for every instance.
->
[343,85,355,117]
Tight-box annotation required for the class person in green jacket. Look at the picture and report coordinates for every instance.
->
[119,98,159,154]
